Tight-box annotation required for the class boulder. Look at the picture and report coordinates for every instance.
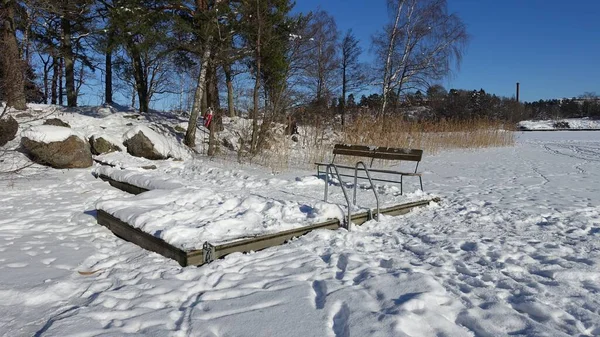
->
[123,131,167,160]
[15,112,33,118]
[221,136,239,151]
[43,118,71,128]
[0,116,18,146]
[21,135,92,168]
[89,135,121,155]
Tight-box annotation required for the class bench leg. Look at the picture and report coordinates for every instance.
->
[400,175,403,195]
[419,176,423,191]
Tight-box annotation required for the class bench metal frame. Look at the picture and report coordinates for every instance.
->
[315,144,424,195]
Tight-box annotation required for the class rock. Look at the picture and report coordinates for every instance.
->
[89,135,121,155]
[123,131,167,160]
[174,125,186,133]
[291,134,299,142]
[0,116,18,147]
[15,112,33,118]
[43,118,70,128]
[221,137,239,151]
[21,135,92,168]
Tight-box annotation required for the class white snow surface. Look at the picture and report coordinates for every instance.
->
[20,125,82,143]
[2,106,600,336]
[519,117,600,130]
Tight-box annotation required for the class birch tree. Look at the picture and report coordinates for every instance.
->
[303,10,339,107]
[375,0,468,116]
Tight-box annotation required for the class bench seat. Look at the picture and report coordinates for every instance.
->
[315,144,424,194]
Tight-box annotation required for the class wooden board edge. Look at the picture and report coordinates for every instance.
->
[98,174,150,195]
[97,209,189,266]
[96,198,438,267]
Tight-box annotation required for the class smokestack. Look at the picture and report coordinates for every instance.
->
[516,82,520,102]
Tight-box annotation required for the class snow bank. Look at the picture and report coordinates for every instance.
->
[20,125,82,143]
[519,118,600,130]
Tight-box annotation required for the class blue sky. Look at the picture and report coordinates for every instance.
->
[293,0,600,102]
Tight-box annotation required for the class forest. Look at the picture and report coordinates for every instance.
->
[1,0,598,155]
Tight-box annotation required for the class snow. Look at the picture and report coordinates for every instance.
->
[97,187,346,248]
[1,105,600,336]
[20,125,81,143]
[519,117,600,130]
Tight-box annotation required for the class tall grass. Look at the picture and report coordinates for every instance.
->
[249,115,515,171]
[342,115,515,154]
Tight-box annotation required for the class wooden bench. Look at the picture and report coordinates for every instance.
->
[315,144,424,195]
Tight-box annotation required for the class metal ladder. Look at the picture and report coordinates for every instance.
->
[324,164,352,229]
[353,161,380,221]
[324,163,380,229]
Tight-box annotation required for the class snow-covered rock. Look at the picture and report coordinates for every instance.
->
[123,125,191,160]
[21,126,92,168]
[43,118,70,128]
[89,135,122,155]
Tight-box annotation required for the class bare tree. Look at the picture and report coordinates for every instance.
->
[339,29,363,126]
[374,0,468,116]
[303,10,339,107]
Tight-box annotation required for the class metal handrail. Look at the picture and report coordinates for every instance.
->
[353,161,380,221]
[324,164,352,229]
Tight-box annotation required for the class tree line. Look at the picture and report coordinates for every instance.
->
[2,0,472,153]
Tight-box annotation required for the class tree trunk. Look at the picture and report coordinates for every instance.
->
[61,17,77,107]
[58,57,63,105]
[42,61,49,104]
[381,0,404,117]
[201,86,207,117]
[251,62,260,153]
[105,45,113,104]
[51,57,58,104]
[0,0,26,110]
[250,2,261,154]
[184,43,212,148]
[207,62,219,156]
[223,62,235,117]
[129,45,149,113]
[341,65,347,127]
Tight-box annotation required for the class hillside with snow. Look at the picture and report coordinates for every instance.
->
[518,117,600,130]
[1,105,600,336]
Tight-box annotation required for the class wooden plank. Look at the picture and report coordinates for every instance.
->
[96,194,437,267]
[333,148,422,161]
[333,144,423,162]
[335,144,423,156]
[210,219,342,261]
[98,174,149,195]
[97,209,190,266]
[191,198,437,266]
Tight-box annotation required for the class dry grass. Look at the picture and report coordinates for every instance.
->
[243,115,515,171]
[342,115,515,155]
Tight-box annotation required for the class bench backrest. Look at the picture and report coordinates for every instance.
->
[333,144,423,162]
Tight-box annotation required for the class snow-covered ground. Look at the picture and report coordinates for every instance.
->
[1,108,600,336]
[519,117,600,130]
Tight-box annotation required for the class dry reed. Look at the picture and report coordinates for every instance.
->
[342,115,515,154]
[249,115,515,171]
